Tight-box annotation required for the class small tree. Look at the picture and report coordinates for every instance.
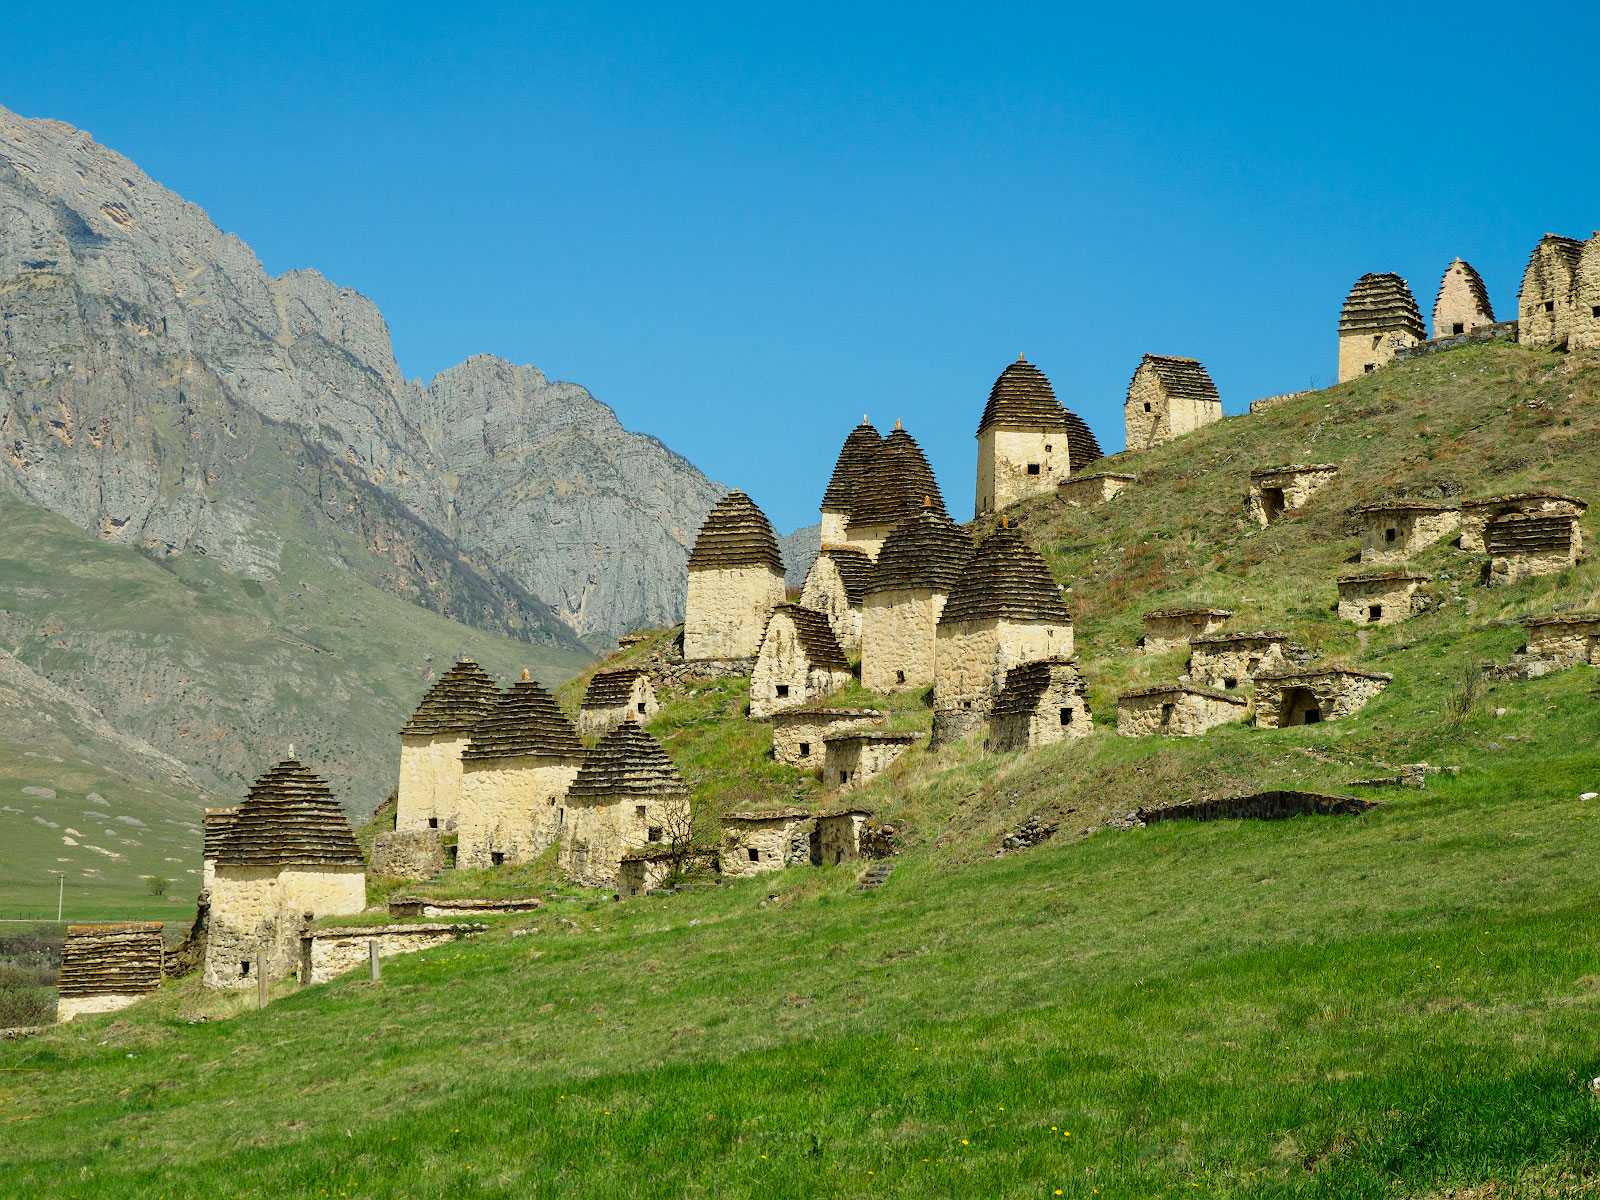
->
[146,876,170,898]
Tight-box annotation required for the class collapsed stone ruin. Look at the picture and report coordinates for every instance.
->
[1521,613,1600,666]
[1137,791,1378,824]
[299,922,482,986]
[986,658,1092,753]
[1517,232,1600,352]
[1057,471,1136,507]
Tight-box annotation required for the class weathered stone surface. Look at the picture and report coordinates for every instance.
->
[823,732,921,793]
[1187,632,1309,691]
[975,355,1100,516]
[1253,667,1391,728]
[1124,355,1221,452]
[721,808,815,877]
[1518,233,1586,351]
[1116,685,1249,738]
[1486,512,1583,585]
[1248,464,1337,527]
[685,495,787,660]
[1336,572,1430,626]
[749,605,852,718]
[986,659,1092,753]
[817,809,872,865]
[370,829,447,881]
[1459,493,1586,553]
[1140,608,1231,655]
[1358,502,1460,565]
[1057,472,1135,507]
[1522,613,1600,665]
[298,922,483,985]
[1138,791,1378,824]
[768,707,884,769]
[1431,259,1495,338]
[576,669,659,738]
[1338,273,1425,381]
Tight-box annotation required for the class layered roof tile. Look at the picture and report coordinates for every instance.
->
[939,525,1071,625]
[764,603,851,671]
[817,546,877,605]
[565,720,687,803]
[401,659,502,737]
[977,357,1102,468]
[1434,258,1494,324]
[213,759,365,868]
[688,490,785,573]
[847,427,946,531]
[991,658,1082,716]
[1133,355,1221,407]
[462,672,585,761]
[869,508,974,594]
[581,668,650,710]
[1338,273,1426,338]
[821,421,883,513]
[57,924,164,997]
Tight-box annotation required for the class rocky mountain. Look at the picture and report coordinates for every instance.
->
[779,523,821,589]
[0,104,724,639]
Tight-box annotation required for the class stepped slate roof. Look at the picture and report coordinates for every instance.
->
[847,427,947,531]
[202,807,237,860]
[1487,513,1577,555]
[581,668,649,710]
[991,658,1082,716]
[1189,630,1296,648]
[213,760,365,868]
[688,490,784,573]
[1338,273,1426,338]
[1338,571,1431,585]
[565,720,687,803]
[1434,259,1494,324]
[869,508,974,594]
[1132,355,1220,407]
[939,526,1071,626]
[821,421,883,513]
[462,672,585,761]
[58,924,164,997]
[976,357,1103,469]
[1522,612,1600,628]
[817,546,877,605]
[1144,606,1232,620]
[1250,462,1338,479]
[1460,491,1587,511]
[1525,233,1585,276]
[764,603,851,671]
[401,659,502,737]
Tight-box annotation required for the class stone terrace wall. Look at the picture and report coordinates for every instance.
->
[1524,615,1600,663]
[1057,473,1135,507]
[298,922,483,986]
[1138,792,1379,824]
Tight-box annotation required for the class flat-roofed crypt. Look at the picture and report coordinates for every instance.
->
[1140,607,1232,655]
[1338,273,1425,382]
[749,603,853,718]
[1253,666,1392,728]
[1337,571,1430,626]
[576,667,659,738]
[860,506,974,693]
[204,758,366,989]
[683,489,787,660]
[975,356,1101,516]
[846,423,946,559]
[1359,501,1460,565]
[396,659,501,834]
[456,670,586,870]
[1248,464,1338,527]
[1116,684,1249,738]
[1432,259,1494,338]
[557,718,688,889]
[1123,355,1222,452]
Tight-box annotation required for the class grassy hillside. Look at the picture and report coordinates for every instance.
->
[6,341,1600,1197]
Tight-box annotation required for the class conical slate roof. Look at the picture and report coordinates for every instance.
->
[847,426,946,531]
[869,508,974,594]
[1133,355,1220,406]
[462,671,585,761]
[58,924,165,997]
[977,357,1103,469]
[687,490,784,573]
[938,525,1071,625]
[818,546,877,605]
[1433,259,1494,326]
[213,759,365,868]
[991,658,1082,717]
[763,603,850,671]
[581,668,649,710]
[565,719,687,803]
[1525,233,1584,275]
[401,659,502,737]
[202,807,238,860]
[821,421,882,513]
[1338,273,1425,338]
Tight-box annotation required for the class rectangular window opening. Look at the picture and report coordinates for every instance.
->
[798,741,810,757]
[1452,323,1465,335]
[1044,444,1052,452]
[1546,300,1556,313]
[445,844,458,867]
[635,805,647,820]
[1143,402,1151,412]
[775,684,790,698]
[427,817,438,829]
[637,702,646,714]
[1059,707,1073,726]
[895,669,905,684]
[1364,363,1376,373]
[1160,703,1175,725]
[840,770,851,785]
[747,848,760,862]
[1026,463,1041,475]
[648,826,662,843]
[1369,604,1383,622]
[1385,527,1397,543]
[490,851,505,867]
[1593,306,1600,318]
[241,960,251,977]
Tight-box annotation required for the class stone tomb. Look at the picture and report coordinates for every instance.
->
[368,828,448,882]
[845,422,948,559]
[1358,501,1460,565]
[1522,613,1600,665]
[1577,235,1600,353]
[619,845,679,897]
[1336,571,1430,626]
[1248,464,1338,527]
[1253,667,1392,728]
[397,659,502,836]
[1460,493,1586,553]
[298,922,483,986]
[1057,471,1136,507]
[986,658,1093,753]
[1338,273,1425,382]
[817,808,873,865]
[1124,354,1222,452]
[204,758,367,989]
[975,355,1101,517]
[749,603,853,718]
[1487,511,1583,585]
[576,668,659,738]
[1187,631,1309,692]
[201,805,237,891]
[456,671,586,870]
[1432,258,1495,338]
[1116,685,1249,738]
[799,545,876,656]
[721,807,816,878]
[56,923,164,1021]
[684,489,788,661]
[824,730,923,793]
[557,719,688,889]
[768,707,884,769]
[860,507,974,693]
[1140,607,1232,655]
[1518,233,1586,351]
[819,419,883,548]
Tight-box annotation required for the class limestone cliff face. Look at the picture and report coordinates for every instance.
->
[0,104,722,638]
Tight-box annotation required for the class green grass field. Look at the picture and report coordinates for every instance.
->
[5,341,1600,1196]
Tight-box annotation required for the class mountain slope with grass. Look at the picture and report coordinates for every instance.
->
[6,339,1600,1198]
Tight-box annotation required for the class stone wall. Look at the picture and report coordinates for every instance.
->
[1057,473,1135,507]
[1187,635,1304,691]
[619,853,675,897]
[840,522,893,561]
[57,993,145,1021]
[930,706,987,747]
[1253,670,1390,728]
[558,791,688,888]
[1141,611,1229,655]
[1359,508,1460,565]
[1116,688,1248,737]
[799,556,863,656]
[684,565,786,660]
[861,588,945,692]
[933,618,1071,710]
[721,813,814,878]
[1248,391,1310,415]
[1461,496,1584,553]
[817,811,869,865]
[1524,616,1600,664]
[298,922,482,985]
[1337,576,1427,626]
[1519,239,1584,350]
[1339,327,1420,382]
[824,734,920,793]
[769,709,884,768]
[396,733,472,832]
[369,829,447,881]
[1247,466,1337,527]
[1574,239,1600,353]
[1138,791,1378,824]
[204,864,366,989]
[749,615,853,719]
[456,754,583,870]
[1393,321,1518,363]
[976,427,1065,516]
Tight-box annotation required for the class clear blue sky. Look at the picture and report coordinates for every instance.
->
[4,2,1597,534]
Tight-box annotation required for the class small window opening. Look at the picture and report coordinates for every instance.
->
[1246,657,1261,674]
[1160,702,1175,725]
[648,826,662,842]
[1369,604,1383,622]
[637,702,646,714]
[1451,323,1465,335]
[1364,363,1376,373]
[1223,676,1238,690]
[747,848,760,862]
[895,669,905,684]
[798,741,811,757]
[839,770,851,785]
[775,684,790,698]
[490,851,505,867]
[1044,444,1053,452]
[445,844,458,867]
[635,805,647,820]
[1385,527,1397,544]
[240,960,251,977]
[557,809,564,827]
[1371,335,1382,349]
[427,817,438,829]
[1059,707,1073,726]
[1546,300,1556,313]
[1143,402,1152,412]
[1026,463,1041,475]
[1592,306,1600,318]
[1305,709,1322,724]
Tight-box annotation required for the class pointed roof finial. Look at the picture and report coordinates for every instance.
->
[288,742,295,760]
[922,495,932,507]
[1000,516,1009,529]
[863,413,868,423]
[894,418,903,431]
[520,669,531,682]
[1018,352,1026,362]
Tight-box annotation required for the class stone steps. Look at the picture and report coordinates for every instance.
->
[856,863,894,892]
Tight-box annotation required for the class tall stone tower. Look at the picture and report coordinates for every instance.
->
[1432,259,1494,338]
[845,422,946,559]
[683,490,787,660]
[1518,233,1586,351]
[819,420,882,547]
[975,356,1101,518]
[1123,355,1222,452]
[1337,273,1425,382]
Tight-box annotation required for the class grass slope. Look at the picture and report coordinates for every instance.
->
[6,342,1600,1196]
